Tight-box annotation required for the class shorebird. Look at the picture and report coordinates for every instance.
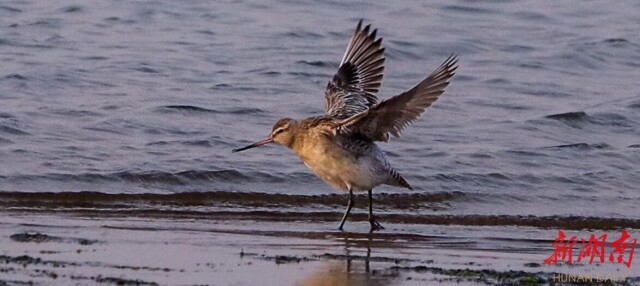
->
[233,20,457,232]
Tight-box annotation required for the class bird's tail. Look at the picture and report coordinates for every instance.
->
[386,169,413,190]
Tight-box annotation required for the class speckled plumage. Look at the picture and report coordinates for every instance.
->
[278,116,412,192]
[233,20,458,232]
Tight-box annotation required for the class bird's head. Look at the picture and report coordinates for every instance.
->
[232,118,298,152]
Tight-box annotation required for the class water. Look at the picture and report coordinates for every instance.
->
[1,0,640,226]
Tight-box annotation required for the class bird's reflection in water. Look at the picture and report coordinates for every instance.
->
[297,233,397,286]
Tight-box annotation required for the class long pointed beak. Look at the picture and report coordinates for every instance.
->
[232,136,273,153]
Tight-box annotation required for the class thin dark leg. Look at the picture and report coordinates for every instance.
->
[368,189,384,232]
[338,188,354,230]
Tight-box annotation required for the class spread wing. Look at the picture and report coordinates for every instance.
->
[325,20,385,119]
[335,55,458,142]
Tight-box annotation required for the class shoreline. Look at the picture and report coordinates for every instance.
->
[1,211,638,285]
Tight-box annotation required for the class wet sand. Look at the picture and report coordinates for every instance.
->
[1,209,638,286]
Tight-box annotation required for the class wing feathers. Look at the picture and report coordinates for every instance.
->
[336,55,458,141]
[325,20,386,118]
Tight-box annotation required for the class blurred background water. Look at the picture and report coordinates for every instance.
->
[1,0,639,222]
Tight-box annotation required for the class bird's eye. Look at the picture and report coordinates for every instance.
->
[274,128,285,135]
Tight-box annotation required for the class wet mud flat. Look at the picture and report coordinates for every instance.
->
[1,208,638,286]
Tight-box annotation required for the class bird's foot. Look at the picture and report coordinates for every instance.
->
[369,218,385,232]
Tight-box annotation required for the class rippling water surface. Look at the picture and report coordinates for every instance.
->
[1,0,639,224]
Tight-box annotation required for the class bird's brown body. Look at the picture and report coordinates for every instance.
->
[276,117,410,192]
[233,20,458,232]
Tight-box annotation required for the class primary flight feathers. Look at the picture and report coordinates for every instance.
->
[325,20,386,119]
[335,55,458,142]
